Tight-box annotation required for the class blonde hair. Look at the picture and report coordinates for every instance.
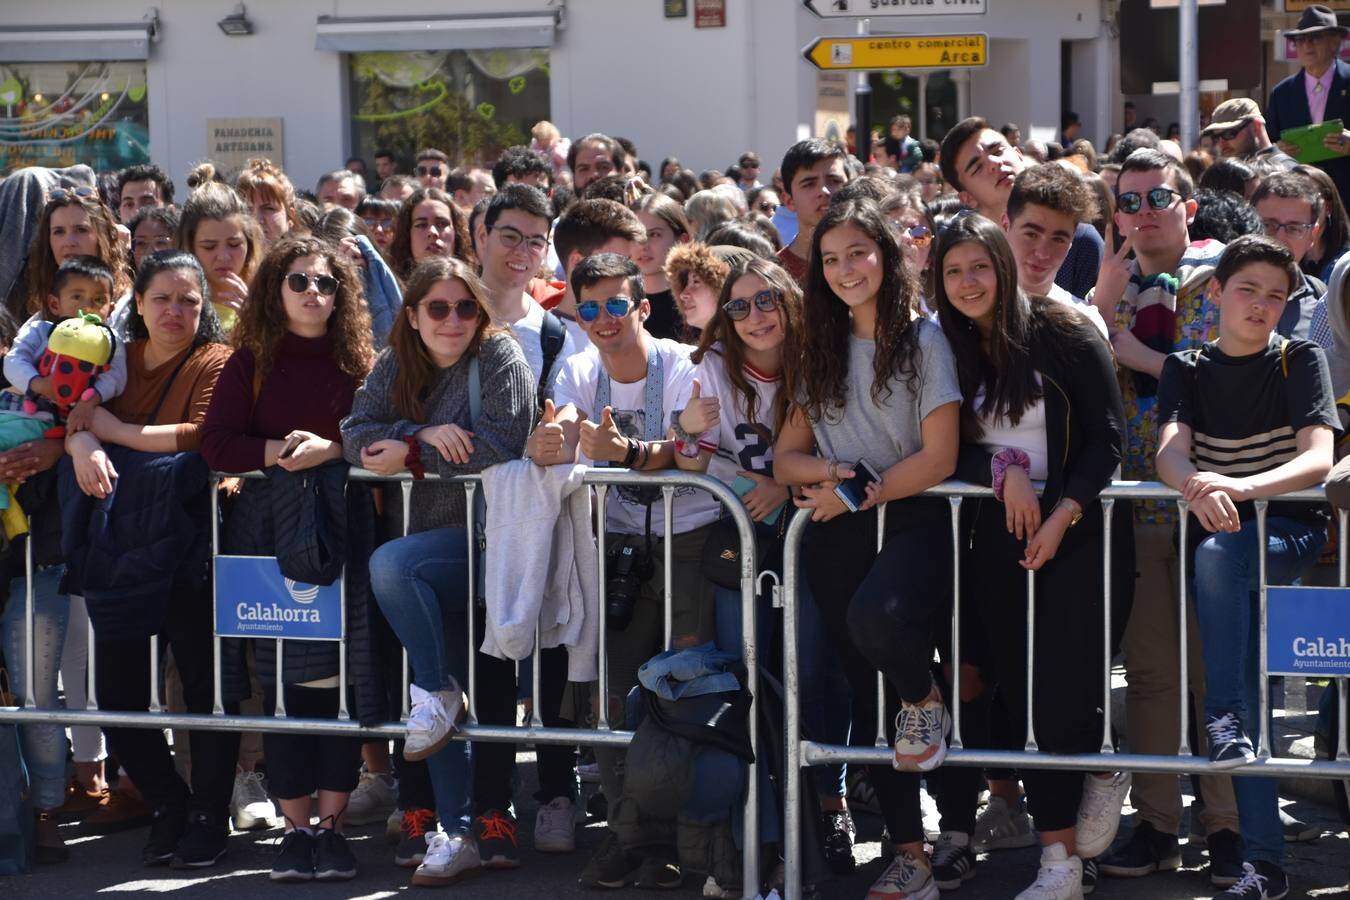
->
[532,120,561,146]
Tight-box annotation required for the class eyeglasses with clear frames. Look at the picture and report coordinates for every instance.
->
[491,224,549,254]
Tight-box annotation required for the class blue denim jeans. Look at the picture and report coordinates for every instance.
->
[0,565,68,811]
[1192,515,1326,867]
[369,528,472,833]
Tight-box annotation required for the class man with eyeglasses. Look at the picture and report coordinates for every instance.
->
[941,116,1104,299]
[414,148,450,191]
[1251,172,1327,340]
[1088,147,1245,890]
[525,252,720,890]
[1268,5,1350,207]
[1202,98,1296,171]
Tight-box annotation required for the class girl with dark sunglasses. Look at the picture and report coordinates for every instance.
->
[202,235,376,882]
[340,255,535,887]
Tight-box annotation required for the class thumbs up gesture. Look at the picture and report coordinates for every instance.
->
[528,398,567,465]
[579,404,630,463]
[679,377,721,436]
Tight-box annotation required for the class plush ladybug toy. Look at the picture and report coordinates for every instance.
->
[23,311,116,438]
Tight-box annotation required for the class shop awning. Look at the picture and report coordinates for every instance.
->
[0,23,154,62]
[315,12,558,53]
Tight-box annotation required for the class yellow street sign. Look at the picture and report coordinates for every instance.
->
[802,33,988,70]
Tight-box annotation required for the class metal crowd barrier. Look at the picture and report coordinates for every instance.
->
[781,480,1350,900]
[0,466,763,899]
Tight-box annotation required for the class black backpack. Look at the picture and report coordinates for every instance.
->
[538,309,566,410]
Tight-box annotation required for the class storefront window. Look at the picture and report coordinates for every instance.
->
[0,61,149,174]
[348,49,549,168]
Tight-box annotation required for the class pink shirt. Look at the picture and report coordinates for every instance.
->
[1306,66,1336,124]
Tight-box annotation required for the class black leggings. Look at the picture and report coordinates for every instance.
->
[95,582,240,823]
[964,499,1107,832]
[262,685,363,800]
[801,497,951,844]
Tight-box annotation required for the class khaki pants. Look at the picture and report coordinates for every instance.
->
[1121,521,1239,835]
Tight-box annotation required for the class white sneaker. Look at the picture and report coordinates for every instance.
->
[410,830,481,886]
[404,682,466,762]
[866,848,938,899]
[385,807,404,844]
[1015,843,1084,900]
[231,768,279,831]
[892,688,951,772]
[534,796,576,852]
[346,769,398,826]
[973,796,1038,853]
[1074,772,1131,859]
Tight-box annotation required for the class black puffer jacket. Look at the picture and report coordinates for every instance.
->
[220,461,386,725]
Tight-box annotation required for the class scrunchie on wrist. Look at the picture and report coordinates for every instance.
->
[991,447,1031,502]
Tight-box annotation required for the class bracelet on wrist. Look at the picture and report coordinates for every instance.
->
[670,410,696,444]
[621,438,640,468]
[990,447,1031,502]
[826,458,840,483]
[402,435,425,480]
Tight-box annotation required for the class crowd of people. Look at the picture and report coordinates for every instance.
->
[5,10,1350,900]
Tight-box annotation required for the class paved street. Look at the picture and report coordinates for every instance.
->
[8,749,1350,900]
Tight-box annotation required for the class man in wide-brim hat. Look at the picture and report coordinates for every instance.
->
[1269,5,1350,204]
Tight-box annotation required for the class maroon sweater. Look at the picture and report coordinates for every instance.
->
[200,331,359,474]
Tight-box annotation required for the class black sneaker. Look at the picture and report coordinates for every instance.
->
[169,811,228,869]
[394,807,436,868]
[1216,860,1289,899]
[633,854,682,889]
[820,809,856,875]
[1207,829,1244,888]
[141,804,187,867]
[474,808,520,870]
[314,827,357,881]
[270,829,316,882]
[930,831,976,890]
[1099,820,1181,877]
[1082,856,1099,895]
[1207,713,1256,768]
[578,831,640,888]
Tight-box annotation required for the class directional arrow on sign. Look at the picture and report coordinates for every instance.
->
[801,33,988,70]
[803,0,987,17]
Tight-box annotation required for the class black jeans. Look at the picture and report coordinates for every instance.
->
[472,611,576,815]
[965,499,1107,832]
[95,581,240,824]
[801,497,951,844]
[262,684,363,800]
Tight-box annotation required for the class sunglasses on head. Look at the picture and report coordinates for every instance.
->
[577,296,637,323]
[286,272,339,296]
[417,165,443,177]
[47,185,97,202]
[722,289,780,321]
[421,298,480,322]
[1116,186,1183,215]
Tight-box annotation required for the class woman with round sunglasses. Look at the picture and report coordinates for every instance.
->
[201,235,375,882]
[665,242,757,341]
[773,197,962,900]
[341,256,534,886]
[388,187,474,283]
[933,213,1127,900]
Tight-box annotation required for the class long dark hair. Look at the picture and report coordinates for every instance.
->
[692,255,802,436]
[28,191,131,313]
[790,198,921,422]
[933,213,1090,440]
[388,187,473,282]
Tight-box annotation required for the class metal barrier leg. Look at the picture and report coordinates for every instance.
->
[736,497,760,899]
[874,502,887,748]
[1178,502,1192,756]
[210,479,224,715]
[782,509,809,900]
[1024,569,1038,752]
[86,613,98,710]
[465,482,479,725]
[148,635,162,713]
[1256,500,1271,759]
[662,485,673,652]
[337,564,349,721]
[949,496,963,749]
[23,525,34,707]
[596,485,610,731]
[1100,497,1114,753]
[402,480,413,719]
[274,639,286,717]
[531,620,543,729]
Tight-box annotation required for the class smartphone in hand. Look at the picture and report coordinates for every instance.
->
[833,459,881,513]
[279,434,303,460]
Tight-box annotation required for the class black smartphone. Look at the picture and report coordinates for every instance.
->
[834,458,881,513]
[279,434,303,460]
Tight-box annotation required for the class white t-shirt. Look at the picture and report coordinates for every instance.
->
[1046,283,1109,339]
[553,336,721,536]
[692,344,781,488]
[556,311,590,351]
[976,376,1050,480]
[509,296,579,395]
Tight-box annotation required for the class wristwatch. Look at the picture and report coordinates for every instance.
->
[1057,498,1083,527]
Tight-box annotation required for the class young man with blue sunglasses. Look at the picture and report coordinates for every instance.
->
[527,253,721,890]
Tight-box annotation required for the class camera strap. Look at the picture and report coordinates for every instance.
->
[593,341,665,449]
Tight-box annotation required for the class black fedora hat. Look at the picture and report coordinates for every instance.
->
[1288,5,1349,38]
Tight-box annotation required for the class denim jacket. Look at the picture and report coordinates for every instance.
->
[356,235,402,350]
[638,642,742,701]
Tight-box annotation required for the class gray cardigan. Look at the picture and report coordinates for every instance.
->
[340,331,536,533]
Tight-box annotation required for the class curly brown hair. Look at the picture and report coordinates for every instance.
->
[27,192,131,313]
[234,235,373,382]
[387,256,496,421]
[388,187,473,282]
